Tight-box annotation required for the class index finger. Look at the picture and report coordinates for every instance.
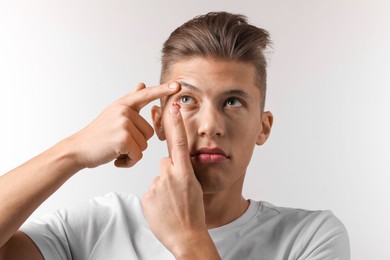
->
[120,82,180,112]
[165,103,192,170]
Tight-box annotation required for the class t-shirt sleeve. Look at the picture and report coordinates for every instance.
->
[20,192,137,260]
[20,210,73,260]
[297,210,350,260]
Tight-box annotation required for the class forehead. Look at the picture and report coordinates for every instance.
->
[164,57,260,98]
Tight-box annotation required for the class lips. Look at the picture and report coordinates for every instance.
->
[191,147,229,164]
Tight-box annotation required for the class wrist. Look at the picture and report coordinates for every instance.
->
[171,230,221,260]
[52,136,86,174]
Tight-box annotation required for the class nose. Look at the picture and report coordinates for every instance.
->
[197,104,225,138]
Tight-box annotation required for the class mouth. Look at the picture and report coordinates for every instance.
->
[190,147,230,164]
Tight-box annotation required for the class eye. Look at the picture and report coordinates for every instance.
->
[225,97,243,107]
[178,95,195,105]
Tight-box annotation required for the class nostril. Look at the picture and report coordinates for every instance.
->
[198,127,224,138]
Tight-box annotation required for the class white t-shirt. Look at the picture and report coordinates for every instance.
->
[21,192,350,260]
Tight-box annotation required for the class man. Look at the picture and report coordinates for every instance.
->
[0,12,349,259]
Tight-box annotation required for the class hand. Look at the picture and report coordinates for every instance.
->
[66,82,180,169]
[142,103,220,259]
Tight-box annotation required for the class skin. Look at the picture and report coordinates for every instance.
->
[148,58,273,232]
[0,58,273,260]
[0,83,181,259]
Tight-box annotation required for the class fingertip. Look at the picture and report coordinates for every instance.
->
[168,81,180,90]
[114,156,137,168]
[114,158,127,168]
[131,83,146,93]
[137,82,146,88]
[169,102,181,117]
[126,157,137,167]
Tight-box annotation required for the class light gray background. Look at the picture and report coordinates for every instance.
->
[0,1,389,259]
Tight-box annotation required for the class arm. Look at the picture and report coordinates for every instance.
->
[142,103,221,259]
[0,82,180,259]
[0,137,81,259]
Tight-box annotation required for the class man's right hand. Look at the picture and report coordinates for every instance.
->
[67,82,180,169]
[0,82,180,258]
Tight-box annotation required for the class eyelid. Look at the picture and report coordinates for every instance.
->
[177,94,196,105]
[225,96,246,107]
[174,88,194,98]
[170,90,190,102]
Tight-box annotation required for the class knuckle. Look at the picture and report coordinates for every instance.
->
[174,139,188,150]
[116,140,128,154]
[119,120,130,131]
[133,148,143,161]
[129,149,142,162]
[180,175,192,187]
[145,125,155,140]
[117,104,128,114]
[140,141,148,151]
[116,131,130,148]
[116,115,130,129]
[141,89,152,100]
[138,151,144,161]
[115,100,129,112]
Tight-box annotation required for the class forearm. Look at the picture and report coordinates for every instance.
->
[0,138,82,247]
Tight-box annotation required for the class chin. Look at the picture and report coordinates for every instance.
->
[195,171,228,194]
[193,166,246,195]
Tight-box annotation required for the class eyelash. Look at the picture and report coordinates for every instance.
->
[225,97,244,107]
[177,95,245,107]
[179,95,195,104]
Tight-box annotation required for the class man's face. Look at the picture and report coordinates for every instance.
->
[153,57,272,194]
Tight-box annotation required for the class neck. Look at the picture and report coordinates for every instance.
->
[203,176,249,229]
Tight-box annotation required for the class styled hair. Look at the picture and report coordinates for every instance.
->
[160,11,271,109]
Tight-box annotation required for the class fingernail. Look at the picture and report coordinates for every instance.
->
[168,82,179,89]
[169,102,181,116]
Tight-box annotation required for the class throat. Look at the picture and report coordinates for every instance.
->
[203,194,249,229]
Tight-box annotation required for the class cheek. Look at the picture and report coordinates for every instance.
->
[180,109,198,137]
[161,108,197,140]
[226,113,259,135]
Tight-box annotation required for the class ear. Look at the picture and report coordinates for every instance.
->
[151,105,166,141]
[256,111,273,146]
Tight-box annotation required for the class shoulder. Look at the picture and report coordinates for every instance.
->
[259,201,344,229]
[66,191,144,225]
[54,191,142,218]
[20,192,146,260]
[256,201,350,259]
[259,201,347,235]
[22,192,143,232]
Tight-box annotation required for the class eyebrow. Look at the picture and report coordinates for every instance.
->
[177,81,251,99]
[177,81,201,93]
